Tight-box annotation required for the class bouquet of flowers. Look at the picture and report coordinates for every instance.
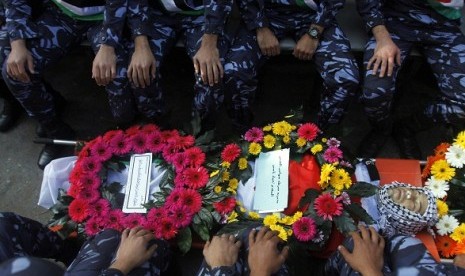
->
[422,130,465,258]
[47,124,232,253]
[213,114,377,259]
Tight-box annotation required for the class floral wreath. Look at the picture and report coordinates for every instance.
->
[214,115,377,256]
[422,130,465,258]
[48,124,231,253]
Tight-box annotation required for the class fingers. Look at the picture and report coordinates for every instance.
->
[368,226,379,243]
[396,51,401,66]
[27,55,35,74]
[249,228,257,247]
[151,60,156,79]
[338,244,352,262]
[280,246,290,261]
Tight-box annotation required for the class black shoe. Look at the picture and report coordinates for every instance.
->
[0,99,21,132]
[37,118,76,169]
[37,144,63,170]
[392,121,422,160]
[357,130,389,158]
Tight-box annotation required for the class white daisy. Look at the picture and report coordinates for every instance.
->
[436,215,459,236]
[425,176,449,199]
[445,144,465,168]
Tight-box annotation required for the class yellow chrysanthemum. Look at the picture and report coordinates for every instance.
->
[263,125,272,132]
[454,131,465,149]
[249,142,262,155]
[319,163,336,188]
[283,135,291,144]
[263,134,276,149]
[296,137,307,148]
[272,121,292,136]
[431,160,456,181]
[222,171,230,181]
[287,228,293,237]
[279,216,294,226]
[437,199,449,218]
[451,223,465,243]
[311,144,323,154]
[322,138,327,143]
[330,168,352,190]
[227,211,238,223]
[210,170,219,177]
[292,211,303,222]
[228,178,239,190]
[334,189,342,196]
[269,224,288,241]
[214,186,222,193]
[238,158,248,170]
[263,214,279,226]
[239,206,246,213]
[227,187,237,195]
[248,212,260,220]
[291,125,297,130]
[221,161,230,168]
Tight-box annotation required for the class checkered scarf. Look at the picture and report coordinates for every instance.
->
[377,182,438,238]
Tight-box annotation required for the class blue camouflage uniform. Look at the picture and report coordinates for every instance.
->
[325,234,465,275]
[88,0,166,124]
[357,0,465,126]
[1,0,96,126]
[234,0,360,130]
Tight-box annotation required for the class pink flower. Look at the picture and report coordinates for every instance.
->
[69,166,84,185]
[169,135,194,150]
[109,132,131,155]
[161,130,180,142]
[67,184,82,198]
[125,125,141,136]
[76,188,100,203]
[221,143,241,163]
[145,132,164,153]
[69,198,90,223]
[90,139,112,161]
[298,123,319,141]
[172,153,188,172]
[130,132,149,154]
[314,194,343,221]
[146,208,165,223]
[323,147,343,163]
[244,127,264,143]
[213,197,236,214]
[180,189,202,213]
[168,205,193,228]
[292,217,317,242]
[123,214,146,229]
[182,167,209,189]
[184,147,206,167]
[90,199,110,217]
[326,138,341,148]
[105,210,124,231]
[165,188,184,209]
[162,144,179,163]
[141,124,160,134]
[80,157,102,174]
[160,218,177,240]
[340,192,351,205]
[77,173,100,189]
[85,217,103,236]
[103,129,123,141]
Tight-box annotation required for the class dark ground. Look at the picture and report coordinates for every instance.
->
[0,44,452,275]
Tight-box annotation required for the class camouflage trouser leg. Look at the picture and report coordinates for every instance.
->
[0,212,63,263]
[65,229,171,276]
[1,8,94,124]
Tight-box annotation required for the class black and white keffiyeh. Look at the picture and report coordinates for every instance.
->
[377,182,438,238]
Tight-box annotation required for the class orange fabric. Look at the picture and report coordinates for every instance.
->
[283,155,321,215]
[377,159,440,263]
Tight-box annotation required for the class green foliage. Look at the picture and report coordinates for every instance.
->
[333,211,357,233]
[345,182,378,197]
[177,227,192,254]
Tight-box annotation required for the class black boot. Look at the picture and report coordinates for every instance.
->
[37,118,76,170]
[35,81,67,137]
[0,98,21,132]
[357,119,393,158]
[392,113,433,160]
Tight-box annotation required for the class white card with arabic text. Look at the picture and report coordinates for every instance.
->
[122,153,152,213]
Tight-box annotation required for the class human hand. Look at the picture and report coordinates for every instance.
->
[92,44,117,86]
[109,227,158,275]
[454,254,465,269]
[193,34,223,86]
[203,234,241,268]
[128,36,156,88]
[248,227,289,276]
[293,34,318,60]
[256,27,280,56]
[7,39,35,83]
[338,225,384,276]
[368,25,401,78]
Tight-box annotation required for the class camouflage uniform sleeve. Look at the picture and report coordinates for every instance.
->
[237,0,268,31]
[100,0,127,48]
[3,0,40,41]
[99,268,125,276]
[127,0,149,38]
[204,0,233,34]
[197,263,239,276]
[355,0,385,32]
[312,0,344,28]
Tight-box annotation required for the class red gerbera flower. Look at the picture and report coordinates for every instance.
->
[182,167,209,189]
[90,139,112,161]
[180,189,202,213]
[160,218,177,240]
[85,217,103,236]
[77,173,100,189]
[102,129,123,141]
[125,125,141,136]
[130,132,149,154]
[161,130,180,142]
[67,183,82,198]
[172,153,188,172]
[221,143,241,163]
[168,205,193,228]
[80,157,102,174]
[90,199,110,217]
[213,197,236,214]
[244,127,264,143]
[298,123,319,141]
[141,124,160,134]
[69,198,90,223]
[123,213,146,229]
[76,188,100,203]
[105,210,124,231]
[165,188,185,209]
[109,132,131,155]
[292,217,317,241]
[145,132,164,153]
[314,193,343,221]
[184,147,206,167]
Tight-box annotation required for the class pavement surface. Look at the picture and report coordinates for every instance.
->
[0,44,452,275]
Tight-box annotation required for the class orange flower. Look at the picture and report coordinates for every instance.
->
[436,235,457,258]
[48,224,63,232]
[422,154,445,180]
[454,241,465,255]
[68,231,78,239]
[434,143,451,157]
